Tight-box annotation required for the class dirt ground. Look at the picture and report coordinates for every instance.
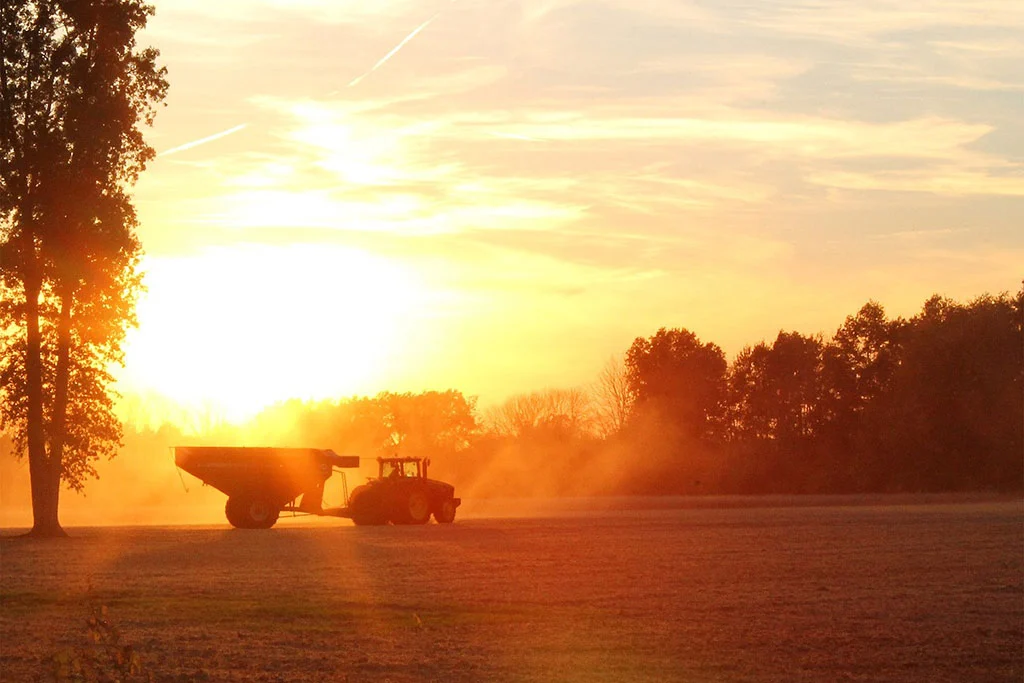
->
[2,498,1022,682]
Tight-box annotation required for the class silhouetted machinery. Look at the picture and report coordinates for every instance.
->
[174,447,461,529]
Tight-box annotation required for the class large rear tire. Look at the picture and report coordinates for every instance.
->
[349,487,388,526]
[351,509,389,526]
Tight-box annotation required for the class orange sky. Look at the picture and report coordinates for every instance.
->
[119,0,1024,422]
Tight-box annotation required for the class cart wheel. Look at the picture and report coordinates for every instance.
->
[225,497,248,528]
[434,498,457,524]
[245,499,280,529]
[225,497,279,529]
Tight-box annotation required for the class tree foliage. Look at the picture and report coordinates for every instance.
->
[259,391,479,460]
[484,388,594,440]
[722,293,1022,493]
[0,0,167,535]
[729,331,825,443]
[625,327,727,440]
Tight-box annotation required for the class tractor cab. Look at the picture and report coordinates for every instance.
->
[379,456,430,480]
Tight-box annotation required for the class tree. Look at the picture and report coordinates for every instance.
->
[484,388,594,440]
[375,390,478,458]
[625,327,727,440]
[591,354,634,438]
[818,301,902,490]
[0,0,167,536]
[264,391,479,460]
[821,301,901,422]
[727,331,825,491]
[730,332,824,443]
[879,293,1022,491]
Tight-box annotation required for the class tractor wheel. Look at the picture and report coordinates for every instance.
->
[226,497,279,529]
[349,487,388,526]
[395,490,432,525]
[434,498,457,524]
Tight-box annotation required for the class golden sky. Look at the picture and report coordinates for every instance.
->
[121,0,1024,421]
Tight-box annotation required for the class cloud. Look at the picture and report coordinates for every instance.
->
[158,124,248,157]
[809,168,1024,197]
[347,12,442,87]
[126,0,1023,410]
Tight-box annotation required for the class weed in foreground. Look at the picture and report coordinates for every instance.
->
[48,606,150,682]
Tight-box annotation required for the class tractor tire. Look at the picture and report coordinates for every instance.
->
[395,490,432,525]
[434,498,457,524]
[349,487,388,526]
[226,497,279,529]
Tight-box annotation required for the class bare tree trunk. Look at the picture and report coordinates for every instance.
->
[593,355,634,438]
[24,268,66,537]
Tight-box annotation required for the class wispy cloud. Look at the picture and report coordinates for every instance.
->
[130,0,1024,398]
[158,124,248,157]
[348,12,441,87]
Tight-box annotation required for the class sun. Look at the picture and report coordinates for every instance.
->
[119,243,425,422]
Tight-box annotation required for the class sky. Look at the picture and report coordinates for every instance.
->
[120,0,1024,422]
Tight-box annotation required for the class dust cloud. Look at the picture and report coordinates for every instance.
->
[0,390,689,529]
[0,400,380,529]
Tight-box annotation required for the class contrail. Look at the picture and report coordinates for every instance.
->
[348,12,441,87]
[158,124,248,157]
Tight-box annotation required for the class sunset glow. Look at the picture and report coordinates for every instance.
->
[121,0,1024,419]
[3,3,1022,679]
[120,245,428,420]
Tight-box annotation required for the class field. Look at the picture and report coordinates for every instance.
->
[2,498,1022,682]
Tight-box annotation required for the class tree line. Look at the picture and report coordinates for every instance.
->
[178,290,1020,498]
[618,293,1023,494]
[4,289,1017,527]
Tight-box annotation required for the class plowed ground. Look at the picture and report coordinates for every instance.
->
[2,500,1022,682]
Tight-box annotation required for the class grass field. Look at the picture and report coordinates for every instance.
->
[2,498,1022,682]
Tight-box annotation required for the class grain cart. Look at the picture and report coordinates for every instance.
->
[174,447,460,528]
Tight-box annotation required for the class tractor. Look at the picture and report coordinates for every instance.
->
[174,447,460,528]
[347,456,460,526]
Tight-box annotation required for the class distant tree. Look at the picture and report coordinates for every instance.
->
[625,328,727,440]
[0,0,168,536]
[591,354,634,438]
[469,388,602,498]
[818,302,903,489]
[879,293,1023,491]
[728,332,826,491]
[821,302,902,422]
[730,332,824,443]
[485,388,594,441]
[376,390,478,458]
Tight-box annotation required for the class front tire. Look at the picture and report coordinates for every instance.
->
[395,490,432,525]
[434,498,457,524]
